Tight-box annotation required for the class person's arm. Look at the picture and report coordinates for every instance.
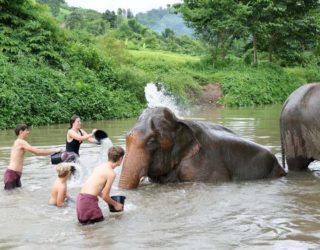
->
[82,129,97,143]
[68,129,93,142]
[21,140,60,156]
[101,172,123,210]
[56,186,67,207]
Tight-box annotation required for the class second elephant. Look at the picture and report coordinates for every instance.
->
[280,82,320,171]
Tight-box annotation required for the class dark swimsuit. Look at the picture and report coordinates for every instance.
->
[66,129,83,155]
[4,168,22,190]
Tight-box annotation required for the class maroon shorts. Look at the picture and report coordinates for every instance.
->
[4,168,22,190]
[76,193,104,225]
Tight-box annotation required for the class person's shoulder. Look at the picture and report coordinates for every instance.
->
[93,164,107,174]
[57,180,67,189]
[106,166,116,177]
[15,138,28,147]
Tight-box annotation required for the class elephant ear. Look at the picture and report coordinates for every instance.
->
[151,107,179,138]
[163,107,178,123]
[171,120,201,166]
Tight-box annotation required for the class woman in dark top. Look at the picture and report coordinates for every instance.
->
[66,115,96,156]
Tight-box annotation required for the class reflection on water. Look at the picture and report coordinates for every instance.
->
[1,105,320,249]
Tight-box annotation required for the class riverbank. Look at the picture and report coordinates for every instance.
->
[125,49,320,107]
[1,1,319,129]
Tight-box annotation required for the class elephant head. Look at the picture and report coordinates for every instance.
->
[119,107,200,189]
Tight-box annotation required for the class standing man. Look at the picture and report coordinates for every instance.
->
[4,124,61,190]
[76,146,125,225]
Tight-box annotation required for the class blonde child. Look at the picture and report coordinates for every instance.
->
[49,163,75,207]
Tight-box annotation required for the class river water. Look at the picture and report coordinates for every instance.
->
[1,104,320,249]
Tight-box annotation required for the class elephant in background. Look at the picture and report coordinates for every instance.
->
[119,107,285,189]
[280,83,320,171]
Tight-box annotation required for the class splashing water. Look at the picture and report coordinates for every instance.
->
[144,83,185,116]
[68,138,113,187]
[98,138,113,163]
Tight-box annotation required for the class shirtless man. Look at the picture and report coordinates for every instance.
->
[76,146,125,225]
[4,124,61,190]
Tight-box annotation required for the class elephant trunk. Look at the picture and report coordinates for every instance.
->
[119,133,149,189]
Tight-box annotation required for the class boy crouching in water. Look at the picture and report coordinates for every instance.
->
[49,163,76,207]
[76,146,125,225]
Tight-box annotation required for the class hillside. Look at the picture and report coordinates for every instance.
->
[135,7,193,36]
[0,0,319,130]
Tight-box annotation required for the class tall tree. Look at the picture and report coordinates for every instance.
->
[37,0,65,16]
[65,10,84,30]
[126,9,134,19]
[102,10,117,28]
[175,0,320,65]
[174,0,248,60]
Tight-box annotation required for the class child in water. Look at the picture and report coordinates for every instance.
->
[49,163,76,207]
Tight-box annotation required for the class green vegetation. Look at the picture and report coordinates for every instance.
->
[125,50,320,106]
[0,0,143,129]
[0,0,319,129]
[175,0,320,65]
[135,7,193,36]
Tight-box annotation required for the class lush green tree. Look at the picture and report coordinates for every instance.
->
[126,9,134,19]
[37,0,64,16]
[175,0,320,65]
[136,7,193,36]
[162,28,175,38]
[265,0,320,65]
[240,0,320,65]
[65,9,84,29]
[102,10,117,28]
[175,0,247,60]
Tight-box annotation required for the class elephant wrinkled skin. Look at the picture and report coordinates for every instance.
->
[280,83,320,171]
[119,107,286,189]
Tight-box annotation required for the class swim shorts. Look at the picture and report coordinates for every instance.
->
[4,168,22,190]
[76,193,104,225]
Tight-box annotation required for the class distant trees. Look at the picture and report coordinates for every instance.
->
[175,0,320,65]
[102,10,117,28]
[65,10,84,29]
[136,7,194,36]
[162,28,175,38]
[38,0,65,16]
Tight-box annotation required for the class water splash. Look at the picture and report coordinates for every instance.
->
[98,138,113,163]
[144,83,185,116]
[68,138,113,187]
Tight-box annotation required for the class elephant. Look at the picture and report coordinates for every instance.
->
[280,83,320,171]
[119,107,286,189]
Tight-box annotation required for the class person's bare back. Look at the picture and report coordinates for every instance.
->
[80,163,113,196]
[76,146,125,224]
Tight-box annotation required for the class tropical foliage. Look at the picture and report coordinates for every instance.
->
[175,0,320,65]
[0,0,319,129]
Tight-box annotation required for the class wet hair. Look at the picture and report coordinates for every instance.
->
[56,163,76,178]
[69,115,80,129]
[14,124,29,136]
[108,146,125,163]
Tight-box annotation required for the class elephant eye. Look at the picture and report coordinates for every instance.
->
[147,137,159,150]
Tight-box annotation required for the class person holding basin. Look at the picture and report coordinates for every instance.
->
[76,146,125,225]
[66,114,97,156]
